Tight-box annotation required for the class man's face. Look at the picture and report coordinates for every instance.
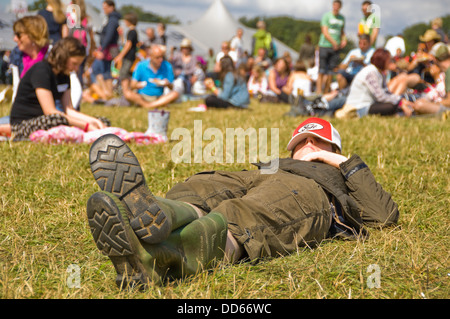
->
[150,48,165,69]
[102,3,113,15]
[359,38,370,52]
[146,28,155,39]
[332,1,341,15]
[362,3,370,17]
[221,43,230,53]
[292,135,334,161]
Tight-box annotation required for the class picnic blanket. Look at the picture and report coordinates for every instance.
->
[29,126,168,145]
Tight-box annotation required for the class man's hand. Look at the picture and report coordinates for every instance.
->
[300,150,348,168]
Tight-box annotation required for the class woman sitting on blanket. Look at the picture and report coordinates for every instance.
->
[9,37,107,141]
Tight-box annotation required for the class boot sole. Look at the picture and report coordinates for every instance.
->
[86,191,158,289]
[89,134,171,244]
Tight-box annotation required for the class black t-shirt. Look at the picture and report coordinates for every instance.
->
[124,29,138,62]
[10,61,70,125]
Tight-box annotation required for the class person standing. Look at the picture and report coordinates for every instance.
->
[156,23,167,45]
[38,0,68,44]
[94,0,121,98]
[358,1,380,47]
[113,13,138,101]
[251,20,275,60]
[317,0,347,95]
[298,34,316,69]
[230,28,245,65]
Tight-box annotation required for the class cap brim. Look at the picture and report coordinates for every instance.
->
[287,132,336,151]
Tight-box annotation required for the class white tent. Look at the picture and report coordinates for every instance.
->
[181,0,298,60]
[0,11,17,51]
[130,0,298,61]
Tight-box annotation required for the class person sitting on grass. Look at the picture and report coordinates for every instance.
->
[86,117,399,289]
[124,44,179,109]
[336,48,415,119]
[412,44,450,116]
[9,37,107,141]
[203,55,250,109]
[0,15,51,137]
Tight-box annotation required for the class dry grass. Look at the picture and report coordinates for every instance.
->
[0,96,448,299]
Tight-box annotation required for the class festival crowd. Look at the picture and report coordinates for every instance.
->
[0,0,449,140]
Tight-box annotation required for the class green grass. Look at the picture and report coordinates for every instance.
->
[0,96,448,299]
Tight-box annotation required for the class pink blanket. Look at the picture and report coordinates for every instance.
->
[29,126,167,145]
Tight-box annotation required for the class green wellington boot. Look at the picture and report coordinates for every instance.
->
[86,191,228,289]
[89,134,199,244]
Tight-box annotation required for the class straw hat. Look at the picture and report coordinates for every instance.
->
[419,29,441,42]
[180,38,193,49]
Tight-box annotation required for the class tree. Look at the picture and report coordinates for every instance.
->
[239,15,355,55]
[119,5,180,24]
[27,0,46,11]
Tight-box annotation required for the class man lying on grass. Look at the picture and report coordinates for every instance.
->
[86,117,399,289]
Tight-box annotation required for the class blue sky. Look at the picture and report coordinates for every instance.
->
[2,0,449,38]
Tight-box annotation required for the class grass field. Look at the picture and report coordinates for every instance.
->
[0,96,448,299]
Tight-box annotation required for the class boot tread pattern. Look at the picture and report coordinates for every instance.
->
[130,202,168,240]
[90,134,171,244]
[90,142,144,198]
[87,194,133,257]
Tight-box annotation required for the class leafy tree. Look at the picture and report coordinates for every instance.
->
[239,15,355,55]
[402,23,429,55]
[27,0,46,11]
[119,5,180,24]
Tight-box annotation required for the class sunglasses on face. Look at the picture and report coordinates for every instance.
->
[14,32,26,39]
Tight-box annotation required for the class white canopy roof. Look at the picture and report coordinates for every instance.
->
[132,0,298,60]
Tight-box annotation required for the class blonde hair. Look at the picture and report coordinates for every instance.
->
[431,17,443,28]
[252,65,265,82]
[47,0,66,24]
[13,15,49,48]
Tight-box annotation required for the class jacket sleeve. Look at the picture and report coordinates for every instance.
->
[100,17,119,49]
[364,69,402,105]
[339,154,399,227]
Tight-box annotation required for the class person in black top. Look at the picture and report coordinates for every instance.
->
[113,13,138,103]
[10,37,107,140]
[38,0,68,44]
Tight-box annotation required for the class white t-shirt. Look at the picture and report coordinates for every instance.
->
[216,51,238,63]
[384,36,405,57]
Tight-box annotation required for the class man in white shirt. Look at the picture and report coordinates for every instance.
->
[337,34,375,89]
[215,41,238,67]
[230,28,244,65]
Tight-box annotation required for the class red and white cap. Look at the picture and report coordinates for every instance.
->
[287,117,342,151]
